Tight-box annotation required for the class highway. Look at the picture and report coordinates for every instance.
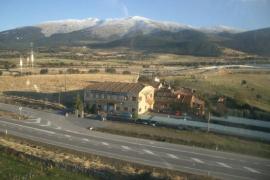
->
[0,103,270,180]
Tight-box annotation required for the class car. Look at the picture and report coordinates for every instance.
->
[87,126,94,131]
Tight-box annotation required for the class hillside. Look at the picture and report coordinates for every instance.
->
[0,16,269,57]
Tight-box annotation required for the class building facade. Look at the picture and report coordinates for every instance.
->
[154,86,205,116]
[84,82,154,115]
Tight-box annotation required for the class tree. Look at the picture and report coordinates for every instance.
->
[122,70,131,75]
[105,67,116,73]
[75,94,83,113]
[40,68,49,74]
[241,80,247,85]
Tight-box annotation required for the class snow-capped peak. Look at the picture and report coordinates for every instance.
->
[37,18,101,37]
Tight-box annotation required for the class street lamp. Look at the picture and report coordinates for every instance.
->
[19,56,23,75]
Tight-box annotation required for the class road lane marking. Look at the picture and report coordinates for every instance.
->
[121,146,131,150]
[167,153,178,159]
[217,162,231,168]
[102,142,109,146]
[25,117,41,124]
[243,167,260,174]
[191,158,204,164]
[143,149,154,155]
[65,130,79,134]
[55,126,62,130]
[0,120,55,135]
[40,121,51,127]
[64,134,71,138]
[82,138,89,142]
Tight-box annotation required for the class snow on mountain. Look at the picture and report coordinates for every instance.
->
[5,16,242,39]
[85,16,194,39]
[199,25,244,34]
[36,18,101,37]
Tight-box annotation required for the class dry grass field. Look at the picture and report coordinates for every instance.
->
[167,69,270,112]
[0,73,137,93]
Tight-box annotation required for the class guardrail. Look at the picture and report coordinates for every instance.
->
[211,116,270,128]
[140,115,270,142]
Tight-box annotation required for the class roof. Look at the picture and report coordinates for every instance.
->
[86,82,145,94]
[155,88,175,98]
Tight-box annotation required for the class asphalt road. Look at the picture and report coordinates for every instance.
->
[0,103,270,180]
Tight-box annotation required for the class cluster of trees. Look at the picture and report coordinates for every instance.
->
[40,68,49,74]
[88,69,100,73]
[105,67,116,73]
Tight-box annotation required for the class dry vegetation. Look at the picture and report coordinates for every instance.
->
[0,73,137,93]
[0,135,210,180]
[167,69,270,112]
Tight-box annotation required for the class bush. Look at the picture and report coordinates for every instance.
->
[40,68,48,74]
[88,69,100,73]
[0,70,3,76]
[122,70,131,75]
[105,67,116,73]
[67,68,80,74]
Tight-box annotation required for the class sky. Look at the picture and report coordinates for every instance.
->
[0,0,269,31]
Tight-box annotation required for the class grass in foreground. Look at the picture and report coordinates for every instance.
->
[0,150,94,180]
[97,121,270,158]
[0,135,212,180]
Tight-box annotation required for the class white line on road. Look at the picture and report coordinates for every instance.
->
[143,149,155,155]
[167,153,178,159]
[191,158,204,164]
[82,138,89,142]
[121,145,131,150]
[65,130,79,134]
[40,121,51,127]
[55,126,62,130]
[25,117,41,124]
[217,162,231,168]
[0,120,55,135]
[102,142,109,146]
[243,167,260,174]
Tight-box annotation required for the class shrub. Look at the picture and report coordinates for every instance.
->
[105,67,116,73]
[40,68,48,74]
[122,70,131,75]
[67,68,80,74]
[88,69,100,73]
[241,80,247,85]
[142,64,150,68]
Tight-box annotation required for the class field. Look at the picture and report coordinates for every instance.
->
[0,150,95,180]
[97,121,270,158]
[166,69,270,112]
[0,73,137,93]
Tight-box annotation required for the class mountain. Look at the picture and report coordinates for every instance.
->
[0,16,269,57]
[219,27,270,56]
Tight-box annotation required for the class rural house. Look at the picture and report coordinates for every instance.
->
[84,82,155,115]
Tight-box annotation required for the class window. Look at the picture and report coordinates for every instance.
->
[95,94,99,98]
[116,106,120,111]
[124,107,128,111]
[124,96,128,101]
[132,108,136,112]
[132,96,137,101]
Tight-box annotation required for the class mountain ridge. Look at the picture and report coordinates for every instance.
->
[0,16,269,57]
